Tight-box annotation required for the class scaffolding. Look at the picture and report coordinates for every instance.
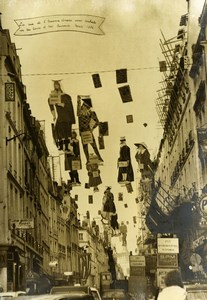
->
[155,28,190,146]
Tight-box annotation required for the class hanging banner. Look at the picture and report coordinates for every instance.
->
[159,61,167,72]
[98,136,105,149]
[126,115,133,123]
[118,85,133,103]
[118,192,123,201]
[88,195,93,204]
[116,69,127,84]
[157,238,179,254]
[126,182,133,193]
[14,15,105,36]
[92,73,102,88]
[10,219,34,229]
[99,122,109,136]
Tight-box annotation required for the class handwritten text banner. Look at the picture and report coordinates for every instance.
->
[14,14,105,36]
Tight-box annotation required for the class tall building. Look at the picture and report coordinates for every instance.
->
[0,21,51,291]
[139,0,207,284]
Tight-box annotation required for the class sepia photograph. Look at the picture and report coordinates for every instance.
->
[0,0,206,299]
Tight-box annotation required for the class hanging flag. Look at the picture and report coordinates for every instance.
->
[98,136,105,149]
[159,61,167,72]
[92,73,102,88]
[118,85,133,103]
[126,115,133,123]
[126,182,133,193]
[85,183,90,189]
[86,210,90,219]
[88,195,93,204]
[177,29,185,39]
[174,44,181,53]
[179,14,188,26]
[99,122,109,136]
[135,197,139,203]
[116,69,127,84]
[118,192,123,201]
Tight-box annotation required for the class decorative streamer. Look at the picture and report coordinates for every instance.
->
[88,195,93,204]
[126,115,133,123]
[118,85,133,103]
[116,68,127,84]
[92,73,102,88]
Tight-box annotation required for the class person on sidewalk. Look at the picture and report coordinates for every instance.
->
[157,270,187,300]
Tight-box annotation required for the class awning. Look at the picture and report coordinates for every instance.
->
[169,202,195,234]
[145,200,173,234]
[26,270,40,280]
[146,201,196,235]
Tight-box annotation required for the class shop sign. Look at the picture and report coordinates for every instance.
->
[11,219,34,229]
[199,195,207,219]
[129,255,146,267]
[130,266,145,276]
[157,253,178,268]
[192,235,206,249]
[157,268,177,289]
[157,238,179,253]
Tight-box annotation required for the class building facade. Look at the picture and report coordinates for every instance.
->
[137,0,207,284]
[0,21,111,292]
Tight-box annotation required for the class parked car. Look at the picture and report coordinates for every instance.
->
[101,289,129,300]
[0,291,26,299]
[89,288,102,300]
[50,286,101,300]
[15,294,95,300]
[185,283,207,299]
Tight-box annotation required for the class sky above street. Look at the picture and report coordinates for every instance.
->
[1,0,205,253]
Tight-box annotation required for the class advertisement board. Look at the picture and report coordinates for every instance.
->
[157,268,177,289]
[130,266,145,276]
[11,219,34,229]
[157,253,178,267]
[157,238,179,253]
[129,255,146,267]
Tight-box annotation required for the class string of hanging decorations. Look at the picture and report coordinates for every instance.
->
[1,66,165,77]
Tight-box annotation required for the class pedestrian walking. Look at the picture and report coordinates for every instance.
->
[157,270,187,300]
